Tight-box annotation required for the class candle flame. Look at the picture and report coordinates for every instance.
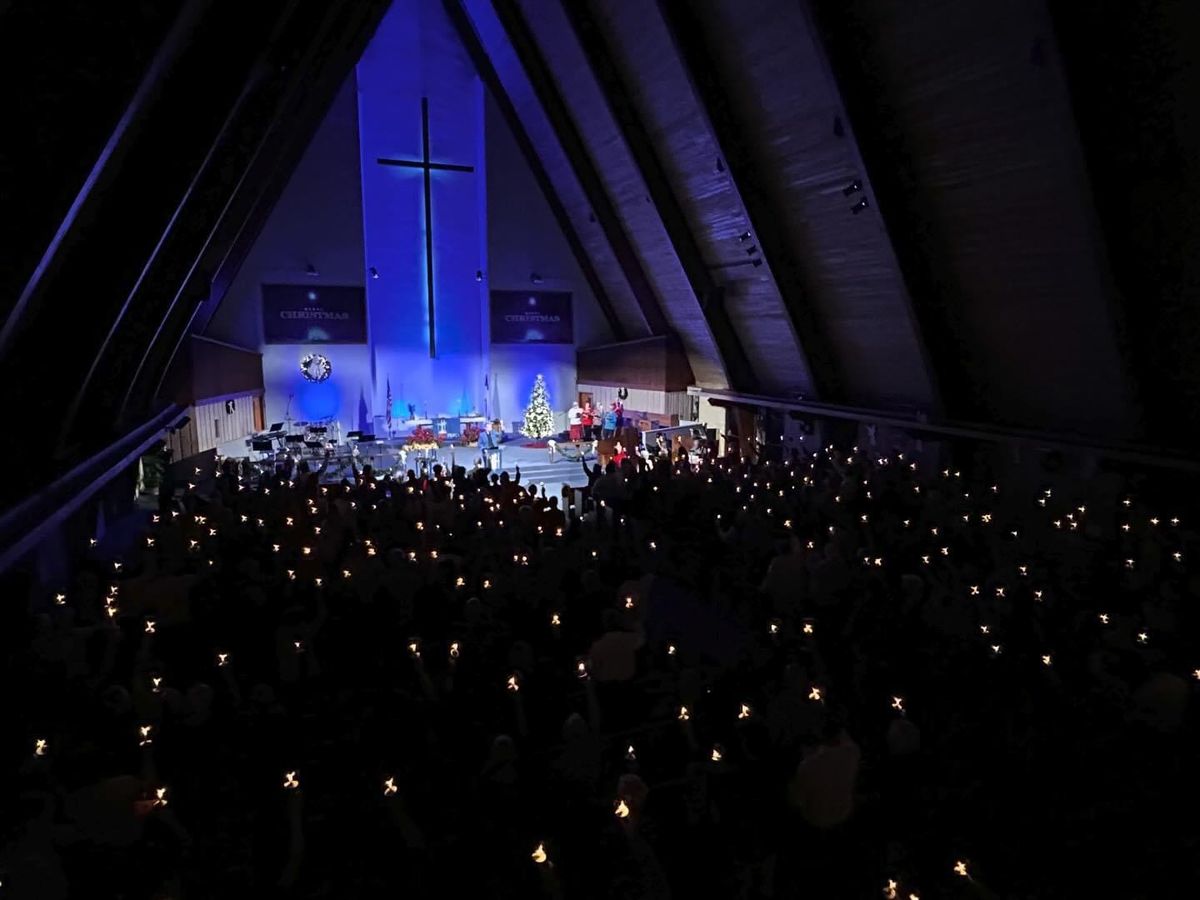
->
[808,686,823,702]
[283,771,300,790]
[34,738,47,757]
[144,619,156,634]
[217,652,229,667]
[884,879,898,899]
[769,620,780,635]
[678,705,690,721]
[667,643,677,656]
[1137,631,1148,644]
[576,659,589,679]
[954,860,969,877]
[624,596,635,609]
[738,703,752,720]
[1042,654,1052,666]
[532,842,549,865]
[550,612,561,626]
[54,593,66,605]
[153,786,168,808]
[891,696,905,712]
[969,585,980,596]
[139,725,153,746]
[615,798,630,818]
[1099,613,1109,624]
[803,621,815,634]
[506,674,520,692]
[383,776,397,796]
[710,746,723,762]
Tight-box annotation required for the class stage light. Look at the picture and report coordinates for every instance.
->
[842,179,863,196]
[851,198,870,214]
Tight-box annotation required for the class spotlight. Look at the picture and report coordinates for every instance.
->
[306,263,319,277]
[369,266,379,279]
[738,231,752,242]
[850,198,870,214]
[842,179,862,197]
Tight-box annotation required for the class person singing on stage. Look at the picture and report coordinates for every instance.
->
[481,419,504,470]
[568,400,584,442]
[581,401,596,440]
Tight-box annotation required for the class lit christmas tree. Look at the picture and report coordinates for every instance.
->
[521,373,555,438]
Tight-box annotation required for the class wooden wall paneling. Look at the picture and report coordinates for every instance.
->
[588,0,817,397]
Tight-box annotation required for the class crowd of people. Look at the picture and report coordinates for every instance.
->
[3,434,1198,898]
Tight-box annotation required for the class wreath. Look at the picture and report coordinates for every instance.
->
[300,353,332,383]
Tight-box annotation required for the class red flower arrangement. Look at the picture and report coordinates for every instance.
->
[461,423,482,446]
[407,426,439,450]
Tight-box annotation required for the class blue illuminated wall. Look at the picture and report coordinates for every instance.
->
[203,0,616,435]
[484,91,613,429]
[358,0,486,421]
[203,75,371,429]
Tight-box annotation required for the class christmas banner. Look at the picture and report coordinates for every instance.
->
[262,284,367,344]
[490,291,573,344]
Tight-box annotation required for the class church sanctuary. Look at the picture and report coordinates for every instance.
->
[5,0,1200,896]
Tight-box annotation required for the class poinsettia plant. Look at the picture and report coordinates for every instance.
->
[461,423,482,446]
[407,426,439,449]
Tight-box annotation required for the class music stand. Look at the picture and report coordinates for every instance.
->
[268,423,284,433]
[251,439,274,462]
[347,430,362,441]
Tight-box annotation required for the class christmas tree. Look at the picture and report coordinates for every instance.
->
[521,373,555,438]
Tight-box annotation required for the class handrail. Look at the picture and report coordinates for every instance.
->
[699,387,1200,473]
[0,404,184,574]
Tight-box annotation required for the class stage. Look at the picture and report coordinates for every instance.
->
[214,435,595,490]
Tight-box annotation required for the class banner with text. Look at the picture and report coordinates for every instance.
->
[490,290,573,344]
[262,284,367,344]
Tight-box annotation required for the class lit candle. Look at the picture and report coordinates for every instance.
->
[283,770,300,790]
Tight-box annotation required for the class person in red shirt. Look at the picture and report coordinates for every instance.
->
[581,401,595,440]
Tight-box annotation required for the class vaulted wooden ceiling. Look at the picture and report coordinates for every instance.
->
[3,0,1198,512]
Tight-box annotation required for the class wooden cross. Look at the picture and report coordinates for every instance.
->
[377,97,475,358]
